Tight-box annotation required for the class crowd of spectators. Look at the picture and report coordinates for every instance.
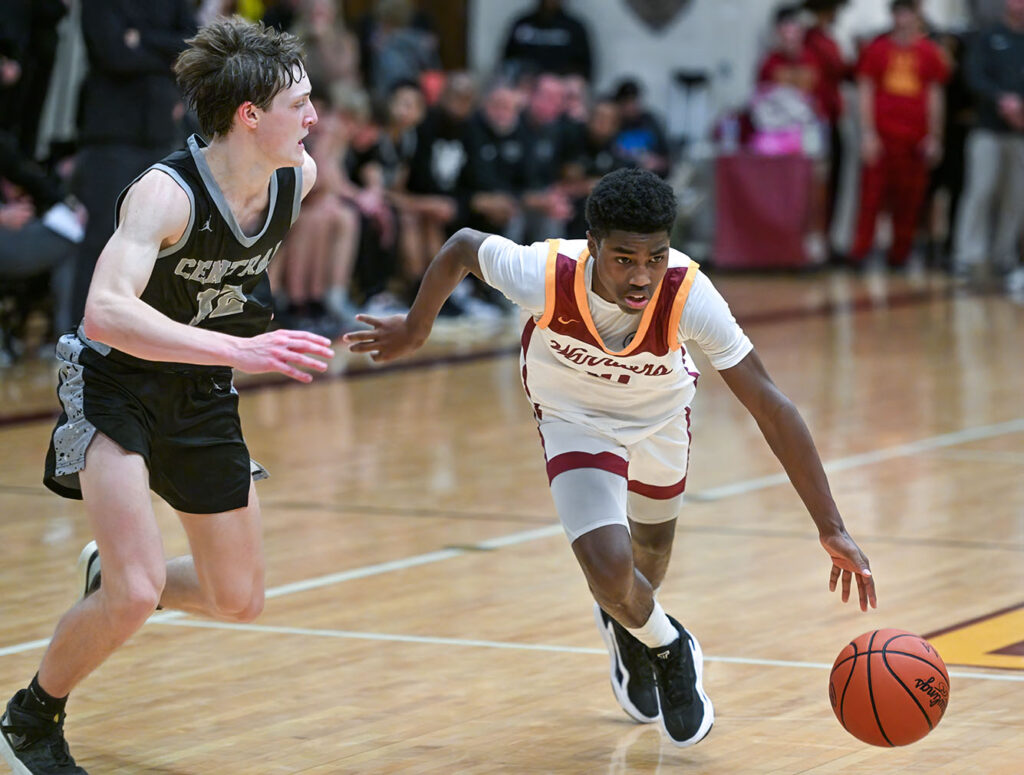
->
[749,0,1024,281]
[209,0,652,337]
[1,0,1023,359]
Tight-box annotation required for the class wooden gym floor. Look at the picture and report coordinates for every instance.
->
[0,268,1022,774]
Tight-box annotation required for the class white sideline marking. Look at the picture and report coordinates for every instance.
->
[152,618,1024,684]
[2,419,1021,661]
[690,418,1024,501]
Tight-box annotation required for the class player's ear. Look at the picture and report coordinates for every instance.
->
[237,101,259,131]
[586,230,599,258]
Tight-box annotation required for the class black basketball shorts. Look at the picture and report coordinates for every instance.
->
[43,332,268,514]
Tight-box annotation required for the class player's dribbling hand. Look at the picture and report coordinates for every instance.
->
[232,329,334,383]
[342,314,425,363]
[820,530,877,612]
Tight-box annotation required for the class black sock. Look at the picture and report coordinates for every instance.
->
[23,674,67,717]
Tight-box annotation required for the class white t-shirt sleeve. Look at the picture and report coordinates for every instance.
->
[476,235,548,316]
[678,271,753,370]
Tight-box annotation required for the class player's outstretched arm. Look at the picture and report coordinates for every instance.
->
[343,227,492,362]
[83,170,334,382]
[718,350,877,611]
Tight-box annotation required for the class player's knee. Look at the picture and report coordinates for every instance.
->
[631,524,675,558]
[576,537,635,606]
[233,588,265,623]
[208,580,264,622]
[105,574,164,629]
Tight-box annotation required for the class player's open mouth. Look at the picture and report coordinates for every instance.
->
[624,293,649,309]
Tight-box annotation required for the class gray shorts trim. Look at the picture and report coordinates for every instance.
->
[51,333,98,479]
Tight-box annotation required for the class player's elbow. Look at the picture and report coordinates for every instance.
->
[82,291,121,345]
[447,227,488,269]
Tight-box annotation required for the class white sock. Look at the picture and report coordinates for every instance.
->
[625,600,679,649]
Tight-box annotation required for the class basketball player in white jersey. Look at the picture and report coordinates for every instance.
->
[1,19,333,775]
[344,168,876,748]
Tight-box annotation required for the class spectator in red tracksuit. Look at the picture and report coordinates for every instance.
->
[804,0,851,237]
[850,0,948,268]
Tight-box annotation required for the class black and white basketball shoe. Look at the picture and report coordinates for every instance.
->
[647,615,714,747]
[593,604,659,723]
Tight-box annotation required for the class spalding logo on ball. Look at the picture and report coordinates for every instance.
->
[829,628,949,746]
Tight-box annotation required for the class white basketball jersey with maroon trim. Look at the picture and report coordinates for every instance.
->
[520,239,701,442]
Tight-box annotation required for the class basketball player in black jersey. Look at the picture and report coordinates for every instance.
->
[0,19,333,775]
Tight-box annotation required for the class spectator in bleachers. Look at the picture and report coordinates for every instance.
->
[804,0,851,237]
[501,0,593,82]
[0,130,85,341]
[848,0,948,269]
[562,73,591,124]
[611,78,670,177]
[758,4,820,100]
[0,0,68,160]
[373,79,454,286]
[271,82,362,336]
[923,29,973,269]
[408,71,476,210]
[361,0,441,102]
[68,0,197,325]
[406,72,476,266]
[750,4,823,157]
[463,79,531,241]
[521,72,575,241]
[563,96,630,237]
[290,0,361,91]
[344,86,408,315]
[951,0,1024,282]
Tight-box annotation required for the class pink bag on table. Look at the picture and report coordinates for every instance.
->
[750,128,804,156]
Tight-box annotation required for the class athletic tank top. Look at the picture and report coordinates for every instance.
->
[520,239,701,442]
[83,134,302,371]
[122,133,300,335]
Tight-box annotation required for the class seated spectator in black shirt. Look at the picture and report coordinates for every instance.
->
[0,130,86,346]
[463,80,531,240]
[612,78,671,177]
[521,72,576,240]
[502,0,593,81]
[463,78,573,245]
[408,71,477,236]
[562,97,632,236]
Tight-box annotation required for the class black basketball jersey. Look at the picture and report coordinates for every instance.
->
[113,133,301,341]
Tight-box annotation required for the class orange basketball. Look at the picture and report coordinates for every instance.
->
[829,628,949,746]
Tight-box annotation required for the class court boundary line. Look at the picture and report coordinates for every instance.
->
[1,417,1021,661]
[144,619,1024,683]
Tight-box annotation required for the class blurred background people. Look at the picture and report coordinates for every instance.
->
[611,78,670,177]
[804,0,851,242]
[68,0,197,324]
[952,0,1024,283]
[501,0,593,82]
[849,0,948,268]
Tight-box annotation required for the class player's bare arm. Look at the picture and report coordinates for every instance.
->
[83,170,334,382]
[718,349,877,612]
[343,227,491,362]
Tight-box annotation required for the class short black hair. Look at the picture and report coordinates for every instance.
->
[585,168,677,241]
[775,3,802,24]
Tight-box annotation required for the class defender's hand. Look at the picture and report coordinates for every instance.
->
[232,329,334,382]
[342,314,426,363]
[821,530,876,612]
